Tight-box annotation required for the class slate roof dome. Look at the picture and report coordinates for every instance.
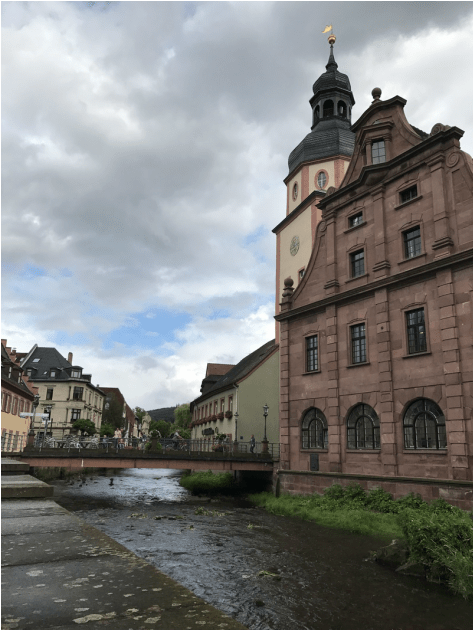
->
[288,41,355,175]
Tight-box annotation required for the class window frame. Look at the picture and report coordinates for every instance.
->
[405,307,428,355]
[46,388,54,400]
[399,185,418,205]
[298,267,305,282]
[347,403,380,450]
[349,322,368,365]
[403,398,447,450]
[301,408,328,450]
[70,408,81,422]
[305,334,319,373]
[292,182,299,201]
[371,139,386,164]
[73,386,84,401]
[350,249,365,279]
[348,212,364,229]
[315,169,329,190]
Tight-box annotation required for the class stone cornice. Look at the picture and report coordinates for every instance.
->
[275,249,473,322]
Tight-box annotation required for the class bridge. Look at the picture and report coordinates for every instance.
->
[9,442,280,473]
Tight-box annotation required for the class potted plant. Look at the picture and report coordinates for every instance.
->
[224,410,233,419]
[217,412,224,421]
[211,414,218,422]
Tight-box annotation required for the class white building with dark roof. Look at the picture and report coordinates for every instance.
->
[20,345,104,438]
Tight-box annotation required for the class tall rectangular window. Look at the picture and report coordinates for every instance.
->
[70,409,81,422]
[351,324,367,364]
[46,388,53,400]
[228,396,233,412]
[406,309,427,354]
[220,399,225,412]
[403,226,422,259]
[73,387,83,401]
[306,335,318,372]
[371,140,386,164]
[350,250,365,278]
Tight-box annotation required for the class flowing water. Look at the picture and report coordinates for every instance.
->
[51,468,471,630]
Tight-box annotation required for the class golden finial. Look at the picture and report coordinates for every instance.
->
[322,24,336,45]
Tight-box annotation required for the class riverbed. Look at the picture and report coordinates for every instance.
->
[51,468,472,630]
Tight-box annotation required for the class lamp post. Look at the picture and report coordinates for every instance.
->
[233,411,239,453]
[262,404,269,453]
[27,394,40,446]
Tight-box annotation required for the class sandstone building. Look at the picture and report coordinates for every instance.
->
[274,39,472,509]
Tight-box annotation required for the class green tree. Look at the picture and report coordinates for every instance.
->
[149,419,172,437]
[169,423,191,439]
[102,393,125,429]
[174,403,191,429]
[134,406,147,424]
[72,418,96,436]
[100,423,115,437]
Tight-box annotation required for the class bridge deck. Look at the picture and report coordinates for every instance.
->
[11,449,278,472]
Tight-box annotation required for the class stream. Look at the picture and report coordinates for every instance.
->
[51,468,472,630]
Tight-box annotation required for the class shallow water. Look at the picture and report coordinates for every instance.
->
[51,468,472,630]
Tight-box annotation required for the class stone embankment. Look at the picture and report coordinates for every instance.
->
[1,458,247,630]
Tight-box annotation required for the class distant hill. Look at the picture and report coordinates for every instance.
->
[147,406,177,424]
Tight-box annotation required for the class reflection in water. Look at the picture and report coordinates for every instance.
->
[52,468,472,630]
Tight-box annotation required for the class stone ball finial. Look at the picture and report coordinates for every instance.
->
[284,277,294,288]
[371,87,382,102]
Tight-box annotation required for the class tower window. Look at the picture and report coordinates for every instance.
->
[323,99,334,118]
[316,171,327,189]
[337,100,347,118]
[292,182,298,200]
[372,140,386,164]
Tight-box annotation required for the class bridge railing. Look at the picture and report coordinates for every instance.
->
[26,437,280,459]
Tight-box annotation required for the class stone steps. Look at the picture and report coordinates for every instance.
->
[1,457,53,499]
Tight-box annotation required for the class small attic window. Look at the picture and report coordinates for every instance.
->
[33,358,40,362]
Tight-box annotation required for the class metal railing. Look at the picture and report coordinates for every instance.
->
[1,432,27,453]
[25,436,280,459]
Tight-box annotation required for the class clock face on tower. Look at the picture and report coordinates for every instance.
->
[290,236,300,256]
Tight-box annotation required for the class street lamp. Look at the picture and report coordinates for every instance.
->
[262,404,269,453]
[27,394,40,446]
[233,411,239,453]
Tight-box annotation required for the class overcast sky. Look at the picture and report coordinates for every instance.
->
[2,1,472,411]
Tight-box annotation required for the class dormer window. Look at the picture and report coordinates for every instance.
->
[71,370,81,378]
[371,140,386,164]
[33,358,40,363]
[50,370,56,378]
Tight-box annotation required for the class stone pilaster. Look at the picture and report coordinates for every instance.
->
[436,269,469,480]
[326,304,341,472]
[428,154,454,258]
[374,287,397,475]
[371,185,391,278]
[323,211,339,295]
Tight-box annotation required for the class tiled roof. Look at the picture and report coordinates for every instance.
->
[193,339,277,403]
[205,363,235,377]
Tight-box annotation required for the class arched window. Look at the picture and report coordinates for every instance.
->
[302,408,328,449]
[347,404,380,449]
[323,99,334,118]
[337,100,347,118]
[404,399,446,449]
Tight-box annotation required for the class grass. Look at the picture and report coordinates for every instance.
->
[248,484,473,598]
[179,470,236,495]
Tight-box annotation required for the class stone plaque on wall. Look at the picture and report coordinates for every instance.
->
[310,454,319,471]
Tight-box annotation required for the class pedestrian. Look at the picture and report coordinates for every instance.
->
[172,430,182,449]
[113,428,121,449]
[250,434,256,453]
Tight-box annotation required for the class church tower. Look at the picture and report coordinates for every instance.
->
[273,34,355,336]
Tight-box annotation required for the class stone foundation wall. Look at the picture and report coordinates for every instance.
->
[274,469,472,511]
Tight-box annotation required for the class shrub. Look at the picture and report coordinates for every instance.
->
[398,508,473,598]
[179,470,235,495]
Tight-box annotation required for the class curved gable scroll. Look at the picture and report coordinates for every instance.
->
[290,219,327,307]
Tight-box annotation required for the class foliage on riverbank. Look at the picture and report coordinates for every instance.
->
[179,470,236,495]
[248,484,473,598]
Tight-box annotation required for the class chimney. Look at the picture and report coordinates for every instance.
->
[68,352,73,364]
[11,348,16,355]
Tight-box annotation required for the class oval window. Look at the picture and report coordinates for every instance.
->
[317,171,327,189]
[292,182,298,200]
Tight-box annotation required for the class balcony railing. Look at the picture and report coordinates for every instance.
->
[23,437,280,459]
